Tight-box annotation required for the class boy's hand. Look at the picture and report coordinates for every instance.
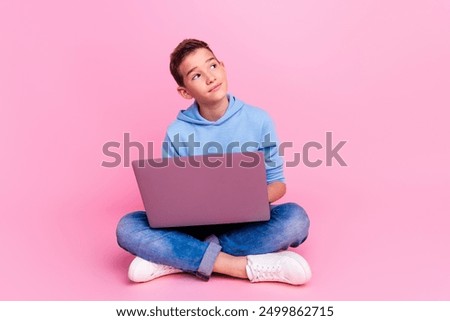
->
[267,181,286,203]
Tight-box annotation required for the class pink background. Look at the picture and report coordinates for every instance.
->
[1,0,449,300]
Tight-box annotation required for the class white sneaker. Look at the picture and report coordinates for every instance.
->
[246,251,312,285]
[128,257,182,282]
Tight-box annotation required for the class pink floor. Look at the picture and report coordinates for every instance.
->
[1,0,450,301]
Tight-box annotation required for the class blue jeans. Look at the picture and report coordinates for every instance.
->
[116,202,310,280]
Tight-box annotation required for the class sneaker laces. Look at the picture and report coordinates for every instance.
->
[252,263,283,281]
[154,265,179,276]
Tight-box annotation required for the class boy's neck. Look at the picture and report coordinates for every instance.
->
[198,96,229,122]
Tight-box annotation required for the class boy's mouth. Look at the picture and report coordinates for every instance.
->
[209,83,222,93]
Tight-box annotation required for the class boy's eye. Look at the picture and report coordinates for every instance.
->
[192,74,200,80]
[210,64,217,69]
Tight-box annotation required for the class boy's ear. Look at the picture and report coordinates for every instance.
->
[177,86,193,100]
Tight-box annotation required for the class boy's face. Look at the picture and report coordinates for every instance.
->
[177,48,228,106]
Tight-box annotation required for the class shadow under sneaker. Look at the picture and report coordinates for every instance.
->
[246,251,312,285]
[128,256,183,282]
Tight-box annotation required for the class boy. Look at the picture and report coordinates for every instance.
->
[116,39,311,285]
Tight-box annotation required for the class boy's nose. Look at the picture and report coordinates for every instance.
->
[206,72,216,84]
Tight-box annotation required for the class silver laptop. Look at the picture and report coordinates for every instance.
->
[131,151,270,228]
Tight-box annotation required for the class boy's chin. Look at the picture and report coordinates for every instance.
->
[211,88,228,100]
[199,91,228,104]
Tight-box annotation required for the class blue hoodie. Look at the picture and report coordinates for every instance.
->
[163,94,285,183]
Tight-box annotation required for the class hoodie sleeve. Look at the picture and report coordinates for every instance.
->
[259,114,286,184]
[162,133,179,158]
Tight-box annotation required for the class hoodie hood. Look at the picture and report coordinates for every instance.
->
[176,94,244,126]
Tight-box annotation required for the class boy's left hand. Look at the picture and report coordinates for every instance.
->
[268,181,286,203]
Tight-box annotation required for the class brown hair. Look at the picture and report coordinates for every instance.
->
[170,39,215,86]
